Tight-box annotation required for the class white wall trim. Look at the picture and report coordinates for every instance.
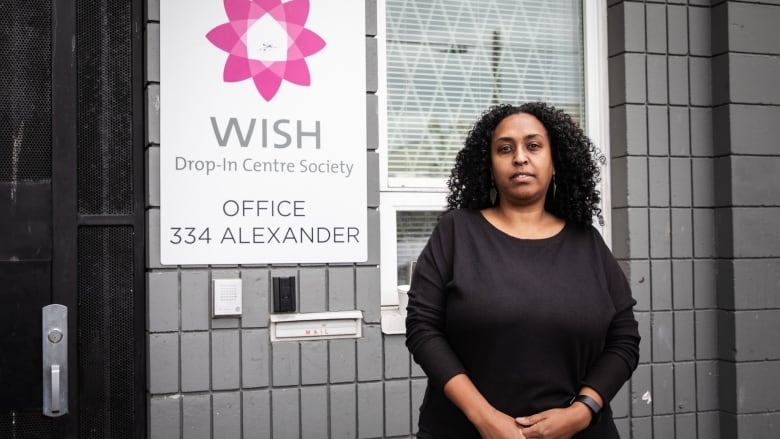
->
[583,0,613,247]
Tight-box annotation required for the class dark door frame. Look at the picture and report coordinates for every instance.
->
[51,0,77,435]
[50,1,146,437]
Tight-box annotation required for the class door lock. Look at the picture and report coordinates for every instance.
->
[42,305,68,417]
[48,328,63,344]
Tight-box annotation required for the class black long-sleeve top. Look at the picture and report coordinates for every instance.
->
[405,209,640,438]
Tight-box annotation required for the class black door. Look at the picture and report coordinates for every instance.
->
[1,1,145,437]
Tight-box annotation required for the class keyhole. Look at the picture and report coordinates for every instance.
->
[48,329,63,344]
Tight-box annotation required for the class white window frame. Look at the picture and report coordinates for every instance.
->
[378,192,447,308]
[583,0,612,246]
[377,0,611,309]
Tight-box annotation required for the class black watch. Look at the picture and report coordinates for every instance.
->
[569,395,601,425]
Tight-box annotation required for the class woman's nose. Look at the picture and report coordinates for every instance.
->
[513,148,528,165]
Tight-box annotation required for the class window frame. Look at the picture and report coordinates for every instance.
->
[378,192,447,308]
[377,0,611,307]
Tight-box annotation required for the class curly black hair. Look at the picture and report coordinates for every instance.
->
[446,102,604,226]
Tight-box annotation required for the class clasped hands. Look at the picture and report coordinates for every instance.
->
[475,404,592,439]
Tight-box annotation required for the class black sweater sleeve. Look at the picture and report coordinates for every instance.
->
[581,232,641,403]
[404,214,466,389]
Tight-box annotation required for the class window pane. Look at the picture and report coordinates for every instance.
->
[396,210,440,286]
[386,0,585,181]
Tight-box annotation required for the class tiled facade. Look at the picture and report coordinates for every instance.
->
[145,1,426,437]
[145,1,780,437]
[608,1,780,438]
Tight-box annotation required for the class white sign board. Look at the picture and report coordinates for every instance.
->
[160,0,367,264]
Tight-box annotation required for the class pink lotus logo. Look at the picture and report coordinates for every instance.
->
[206,0,326,101]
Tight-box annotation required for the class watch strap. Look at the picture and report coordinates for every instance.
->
[569,394,601,425]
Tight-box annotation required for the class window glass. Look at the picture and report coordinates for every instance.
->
[386,0,585,182]
[396,210,440,286]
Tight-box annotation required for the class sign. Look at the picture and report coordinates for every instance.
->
[160,0,367,264]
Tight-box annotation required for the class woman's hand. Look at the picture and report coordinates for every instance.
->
[442,374,526,439]
[473,407,527,439]
[514,404,591,439]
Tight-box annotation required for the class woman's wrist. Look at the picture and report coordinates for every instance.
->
[443,374,498,428]
[566,402,593,431]
[573,387,603,428]
[463,399,499,427]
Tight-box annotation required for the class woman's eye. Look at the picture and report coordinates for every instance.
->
[527,143,540,151]
[498,145,512,153]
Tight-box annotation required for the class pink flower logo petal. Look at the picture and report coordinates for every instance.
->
[206,0,326,101]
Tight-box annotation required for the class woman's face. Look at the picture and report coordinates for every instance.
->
[490,112,555,207]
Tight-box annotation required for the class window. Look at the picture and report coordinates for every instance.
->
[377,0,611,308]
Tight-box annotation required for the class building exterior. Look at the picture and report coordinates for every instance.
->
[1,0,778,438]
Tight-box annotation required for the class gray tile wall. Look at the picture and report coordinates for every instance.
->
[609,1,719,435]
[609,1,780,438]
[710,1,780,438]
[147,0,778,437]
[146,1,425,437]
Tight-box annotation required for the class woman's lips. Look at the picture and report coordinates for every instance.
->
[510,172,534,182]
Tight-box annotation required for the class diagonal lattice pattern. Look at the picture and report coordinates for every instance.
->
[386,0,585,180]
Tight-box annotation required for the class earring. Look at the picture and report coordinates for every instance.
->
[489,182,497,205]
[552,176,557,199]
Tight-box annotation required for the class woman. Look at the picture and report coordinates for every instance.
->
[405,102,640,438]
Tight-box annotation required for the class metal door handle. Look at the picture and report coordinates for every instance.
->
[51,364,60,413]
[43,304,68,416]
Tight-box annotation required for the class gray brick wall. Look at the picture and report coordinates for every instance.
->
[711,2,780,438]
[146,1,424,437]
[609,2,716,436]
[146,0,779,437]
[609,1,780,437]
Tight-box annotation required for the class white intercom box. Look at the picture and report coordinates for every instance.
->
[212,279,242,317]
